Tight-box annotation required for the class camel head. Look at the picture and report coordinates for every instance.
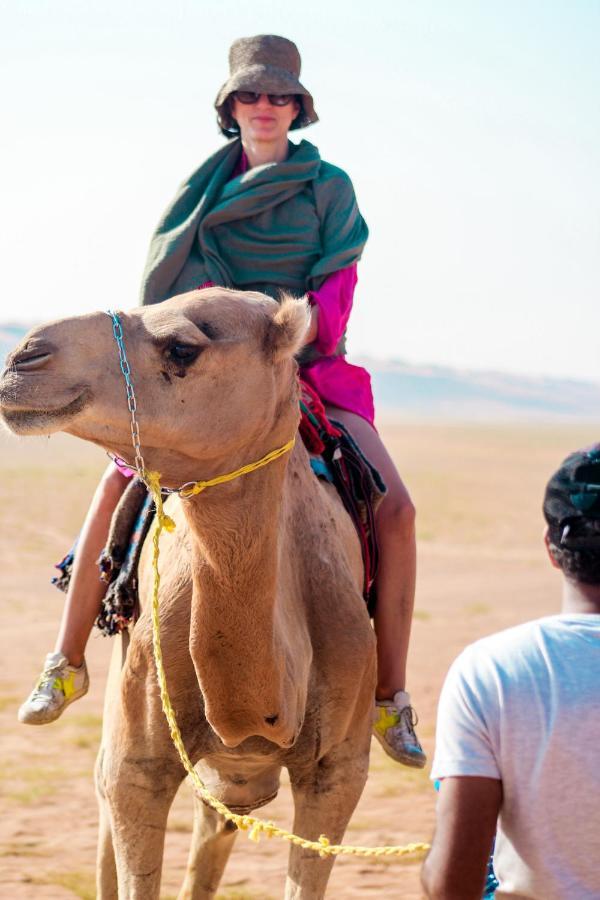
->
[0,288,309,485]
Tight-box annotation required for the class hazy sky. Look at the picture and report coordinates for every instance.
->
[2,1,599,379]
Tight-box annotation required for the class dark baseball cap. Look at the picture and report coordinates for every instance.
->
[544,445,600,548]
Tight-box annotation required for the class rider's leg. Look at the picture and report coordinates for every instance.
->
[324,407,416,693]
[19,463,129,725]
[325,407,425,767]
[55,463,130,665]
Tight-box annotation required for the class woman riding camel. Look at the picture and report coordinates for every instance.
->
[19,34,425,768]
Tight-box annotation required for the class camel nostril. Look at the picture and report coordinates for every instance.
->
[264,714,279,726]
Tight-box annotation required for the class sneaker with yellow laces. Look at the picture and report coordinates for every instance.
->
[18,652,89,725]
[373,690,427,768]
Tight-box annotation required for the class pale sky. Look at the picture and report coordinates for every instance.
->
[2,1,599,379]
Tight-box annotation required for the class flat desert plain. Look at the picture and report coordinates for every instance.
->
[1,421,597,899]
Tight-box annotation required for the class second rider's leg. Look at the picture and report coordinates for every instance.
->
[19,463,129,725]
[55,463,130,665]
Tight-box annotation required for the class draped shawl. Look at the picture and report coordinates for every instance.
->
[140,139,368,309]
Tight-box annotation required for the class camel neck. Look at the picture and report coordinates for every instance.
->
[185,460,285,596]
[181,444,309,749]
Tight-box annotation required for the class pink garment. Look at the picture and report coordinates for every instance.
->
[233,148,250,177]
[302,266,375,426]
[113,457,136,479]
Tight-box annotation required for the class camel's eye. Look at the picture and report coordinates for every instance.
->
[166,343,201,365]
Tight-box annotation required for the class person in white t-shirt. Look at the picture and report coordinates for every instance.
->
[421,445,600,900]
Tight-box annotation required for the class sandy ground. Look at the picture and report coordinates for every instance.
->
[1,421,598,899]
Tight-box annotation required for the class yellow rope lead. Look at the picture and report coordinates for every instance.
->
[145,464,430,861]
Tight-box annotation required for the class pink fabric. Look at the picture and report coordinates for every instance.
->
[232,148,250,177]
[308,266,357,356]
[302,266,375,426]
[112,457,136,479]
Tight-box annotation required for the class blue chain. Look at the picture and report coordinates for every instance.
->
[106,310,146,478]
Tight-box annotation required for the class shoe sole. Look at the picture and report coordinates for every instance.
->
[372,729,427,769]
[18,681,89,726]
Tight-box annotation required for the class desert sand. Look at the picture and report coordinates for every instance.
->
[1,421,597,899]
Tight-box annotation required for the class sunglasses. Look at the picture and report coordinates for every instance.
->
[233,91,296,107]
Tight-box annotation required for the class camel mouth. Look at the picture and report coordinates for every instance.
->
[0,390,92,435]
[11,351,52,372]
[214,789,280,816]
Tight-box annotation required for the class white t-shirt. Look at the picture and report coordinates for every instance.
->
[431,614,600,900]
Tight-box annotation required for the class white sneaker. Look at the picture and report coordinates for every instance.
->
[18,652,89,725]
[373,690,427,768]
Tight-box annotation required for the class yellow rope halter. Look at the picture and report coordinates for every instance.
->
[177,438,297,498]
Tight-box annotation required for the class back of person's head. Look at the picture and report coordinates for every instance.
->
[544,445,600,584]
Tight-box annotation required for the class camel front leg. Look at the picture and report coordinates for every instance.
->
[96,747,118,900]
[285,744,370,900]
[101,749,185,900]
[97,800,118,900]
[178,795,238,899]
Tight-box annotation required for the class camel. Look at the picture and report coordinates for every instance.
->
[0,288,377,899]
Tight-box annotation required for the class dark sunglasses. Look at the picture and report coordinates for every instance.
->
[233,91,296,107]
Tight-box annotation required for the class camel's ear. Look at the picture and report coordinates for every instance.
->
[264,294,311,362]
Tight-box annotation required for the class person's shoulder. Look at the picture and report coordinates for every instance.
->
[493,614,592,645]
[455,615,572,676]
[318,158,352,181]
[312,158,357,211]
[481,616,545,642]
[316,159,354,190]
[294,142,364,231]
[297,142,353,189]
[456,619,545,666]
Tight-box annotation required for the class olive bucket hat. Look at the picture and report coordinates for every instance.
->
[215,34,319,135]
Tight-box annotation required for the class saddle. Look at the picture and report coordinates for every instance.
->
[53,382,385,634]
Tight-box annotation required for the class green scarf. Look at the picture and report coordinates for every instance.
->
[140,139,368,308]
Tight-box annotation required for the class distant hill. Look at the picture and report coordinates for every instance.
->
[2,324,598,423]
[364,359,600,422]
